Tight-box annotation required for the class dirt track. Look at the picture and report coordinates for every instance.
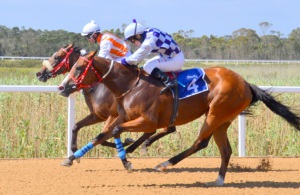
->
[0,157,299,195]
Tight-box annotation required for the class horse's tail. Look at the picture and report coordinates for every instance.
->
[249,83,300,131]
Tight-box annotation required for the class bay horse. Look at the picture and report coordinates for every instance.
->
[36,44,176,155]
[60,50,300,186]
[35,44,134,152]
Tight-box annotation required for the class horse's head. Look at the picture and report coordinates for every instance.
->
[36,43,82,82]
[58,50,139,98]
[58,50,104,97]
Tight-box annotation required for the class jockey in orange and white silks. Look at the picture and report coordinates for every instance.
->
[81,20,132,63]
[121,19,185,93]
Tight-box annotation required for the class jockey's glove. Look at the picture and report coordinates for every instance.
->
[121,58,130,66]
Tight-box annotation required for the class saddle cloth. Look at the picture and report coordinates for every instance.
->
[169,68,208,99]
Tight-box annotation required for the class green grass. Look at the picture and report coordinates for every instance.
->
[0,63,299,158]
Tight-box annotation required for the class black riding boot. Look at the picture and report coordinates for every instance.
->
[151,67,176,94]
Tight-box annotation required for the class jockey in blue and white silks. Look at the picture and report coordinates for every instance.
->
[121,19,185,93]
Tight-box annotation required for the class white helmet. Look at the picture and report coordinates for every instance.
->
[124,19,146,40]
[81,20,101,36]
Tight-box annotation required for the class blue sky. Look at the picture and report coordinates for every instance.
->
[1,0,299,38]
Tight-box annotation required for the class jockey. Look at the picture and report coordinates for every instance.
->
[81,20,131,63]
[121,19,185,93]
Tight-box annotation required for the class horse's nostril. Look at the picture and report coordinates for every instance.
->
[58,86,65,91]
[36,72,42,77]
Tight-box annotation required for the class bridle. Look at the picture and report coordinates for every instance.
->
[46,47,74,77]
[70,56,141,98]
[70,56,111,90]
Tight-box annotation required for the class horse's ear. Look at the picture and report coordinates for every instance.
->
[94,49,99,56]
[67,43,74,49]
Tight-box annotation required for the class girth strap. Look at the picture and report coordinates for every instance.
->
[169,73,179,127]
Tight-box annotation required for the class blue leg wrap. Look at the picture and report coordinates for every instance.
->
[74,142,94,158]
[114,138,126,160]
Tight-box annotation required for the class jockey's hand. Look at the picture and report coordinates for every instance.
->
[121,58,130,66]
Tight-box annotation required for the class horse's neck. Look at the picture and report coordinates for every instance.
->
[69,52,80,69]
[95,58,140,98]
[82,82,113,107]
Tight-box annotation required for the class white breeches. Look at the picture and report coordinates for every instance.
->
[143,51,184,74]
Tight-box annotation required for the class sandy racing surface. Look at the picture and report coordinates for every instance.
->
[0,157,299,195]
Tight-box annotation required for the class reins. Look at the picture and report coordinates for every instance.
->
[71,57,141,98]
[115,67,141,99]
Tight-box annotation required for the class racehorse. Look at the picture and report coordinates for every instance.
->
[36,44,176,154]
[35,44,134,152]
[60,50,300,186]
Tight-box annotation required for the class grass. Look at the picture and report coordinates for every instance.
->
[0,63,299,158]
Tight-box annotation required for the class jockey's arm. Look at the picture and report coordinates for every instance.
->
[125,43,152,65]
[98,39,113,60]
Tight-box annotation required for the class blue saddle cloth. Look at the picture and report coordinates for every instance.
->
[175,68,208,99]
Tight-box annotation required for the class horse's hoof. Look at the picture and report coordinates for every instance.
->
[123,161,133,172]
[60,159,73,167]
[75,158,80,163]
[124,138,135,145]
[154,164,166,172]
[205,181,223,187]
[205,176,224,186]
[154,161,172,172]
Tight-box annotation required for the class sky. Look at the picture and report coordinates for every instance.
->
[1,0,300,38]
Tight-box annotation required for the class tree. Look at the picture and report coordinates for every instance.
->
[287,28,300,59]
[259,22,272,36]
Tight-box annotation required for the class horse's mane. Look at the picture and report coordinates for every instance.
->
[91,55,161,87]
[61,44,84,55]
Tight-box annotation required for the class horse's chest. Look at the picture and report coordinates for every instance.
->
[123,103,140,117]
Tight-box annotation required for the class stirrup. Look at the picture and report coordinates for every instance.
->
[160,82,176,95]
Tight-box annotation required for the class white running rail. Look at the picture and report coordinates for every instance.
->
[0,85,75,156]
[0,85,299,157]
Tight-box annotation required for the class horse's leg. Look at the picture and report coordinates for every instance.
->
[125,132,155,154]
[140,126,176,154]
[60,130,114,167]
[72,114,133,155]
[111,116,157,171]
[71,113,102,153]
[154,114,221,172]
[206,121,232,186]
[100,116,134,148]
[60,116,122,167]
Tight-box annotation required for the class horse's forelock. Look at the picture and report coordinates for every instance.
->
[73,47,82,54]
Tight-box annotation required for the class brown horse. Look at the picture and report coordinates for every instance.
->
[36,44,175,154]
[36,44,134,152]
[60,50,300,186]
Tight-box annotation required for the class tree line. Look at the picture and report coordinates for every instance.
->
[0,23,300,60]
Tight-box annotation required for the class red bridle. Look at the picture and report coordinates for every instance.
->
[70,56,141,98]
[70,56,110,90]
[50,48,74,77]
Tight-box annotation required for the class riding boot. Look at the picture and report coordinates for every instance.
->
[151,67,176,94]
